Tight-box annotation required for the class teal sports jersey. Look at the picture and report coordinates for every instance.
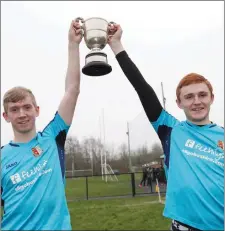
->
[151,109,224,230]
[1,112,72,230]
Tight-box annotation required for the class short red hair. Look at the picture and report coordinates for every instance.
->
[176,73,213,102]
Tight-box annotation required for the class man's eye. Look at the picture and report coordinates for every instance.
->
[186,95,193,99]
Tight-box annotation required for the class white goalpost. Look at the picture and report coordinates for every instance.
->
[99,109,118,182]
[101,163,118,182]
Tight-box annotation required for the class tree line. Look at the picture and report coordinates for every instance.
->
[65,135,164,176]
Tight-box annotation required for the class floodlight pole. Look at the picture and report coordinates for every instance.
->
[99,116,104,180]
[102,108,107,182]
[126,122,132,172]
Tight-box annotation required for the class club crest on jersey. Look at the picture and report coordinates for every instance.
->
[217,140,224,150]
[32,145,43,157]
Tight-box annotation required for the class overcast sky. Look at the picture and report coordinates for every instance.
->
[1,1,224,151]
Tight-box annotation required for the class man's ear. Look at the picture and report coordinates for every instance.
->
[3,112,10,123]
[176,99,183,109]
[35,106,40,117]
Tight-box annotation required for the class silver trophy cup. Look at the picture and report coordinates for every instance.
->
[75,17,114,77]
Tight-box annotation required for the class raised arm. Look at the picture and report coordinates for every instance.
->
[58,20,82,125]
[108,24,163,122]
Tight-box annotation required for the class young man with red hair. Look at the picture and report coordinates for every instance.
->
[108,24,224,231]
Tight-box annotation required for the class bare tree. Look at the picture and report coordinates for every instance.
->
[150,142,163,161]
[65,136,83,175]
[64,135,164,176]
[80,137,105,175]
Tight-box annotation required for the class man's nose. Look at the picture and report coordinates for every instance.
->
[18,109,26,117]
[193,95,201,104]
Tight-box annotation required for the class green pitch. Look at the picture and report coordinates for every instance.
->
[68,195,171,230]
[65,174,170,230]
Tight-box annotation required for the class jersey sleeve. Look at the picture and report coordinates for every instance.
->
[41,112,70,183]
[151,109,180,132]
[151,109,180,170]
[41,111,70,149]
[41,112,70,138]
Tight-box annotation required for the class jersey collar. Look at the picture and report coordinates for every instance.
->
[9,134,39,147]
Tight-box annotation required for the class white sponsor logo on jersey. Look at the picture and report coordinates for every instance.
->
[185,139,195,148]
[10,173,22,184]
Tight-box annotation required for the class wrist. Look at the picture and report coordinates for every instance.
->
[68,42,80,50]
[109,41,124,55]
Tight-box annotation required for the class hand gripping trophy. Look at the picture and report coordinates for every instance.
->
[75,17,115,77]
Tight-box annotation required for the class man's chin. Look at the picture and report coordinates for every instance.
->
[189,116,209,124]
[17,128,33,134]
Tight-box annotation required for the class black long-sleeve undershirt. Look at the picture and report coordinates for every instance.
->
[116,50,163,122]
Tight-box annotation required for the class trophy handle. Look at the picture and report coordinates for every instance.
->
[108,21,117,37]
[75,17,85,35]
[108,21,116,26]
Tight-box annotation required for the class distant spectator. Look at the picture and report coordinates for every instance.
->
[139,165,147,187]
[146,167,152,189]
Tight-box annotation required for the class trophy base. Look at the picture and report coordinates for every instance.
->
[82,52,112,76]
[82,61,112,76]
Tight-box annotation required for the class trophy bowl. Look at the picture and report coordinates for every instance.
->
[76,17,114,77]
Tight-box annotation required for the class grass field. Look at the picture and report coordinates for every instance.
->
[66,174,169,230]
[65,173,166,200]
[68,195,171,230]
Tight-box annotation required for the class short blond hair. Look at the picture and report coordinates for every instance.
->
[3,86,37,112]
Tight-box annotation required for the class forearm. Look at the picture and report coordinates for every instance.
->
[110,41,125,56]
[58,42,80,125]
[112,43,163,122]
[115,49,150,93]
[65,43,81,94]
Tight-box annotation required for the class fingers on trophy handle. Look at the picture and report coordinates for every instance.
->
[75,17,85,23]
[108,21,117,37]
[108,21,116,26]
[75,17,85,35]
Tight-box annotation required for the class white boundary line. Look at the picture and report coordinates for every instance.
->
[69,200,165,211]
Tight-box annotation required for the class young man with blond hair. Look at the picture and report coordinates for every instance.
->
[1,20,82,230]
[107,24,224,230]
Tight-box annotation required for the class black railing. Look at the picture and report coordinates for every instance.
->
[65,172,166,201]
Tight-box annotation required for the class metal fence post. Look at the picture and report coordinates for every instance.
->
[131,173,136,197]
[86,176,89,200]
